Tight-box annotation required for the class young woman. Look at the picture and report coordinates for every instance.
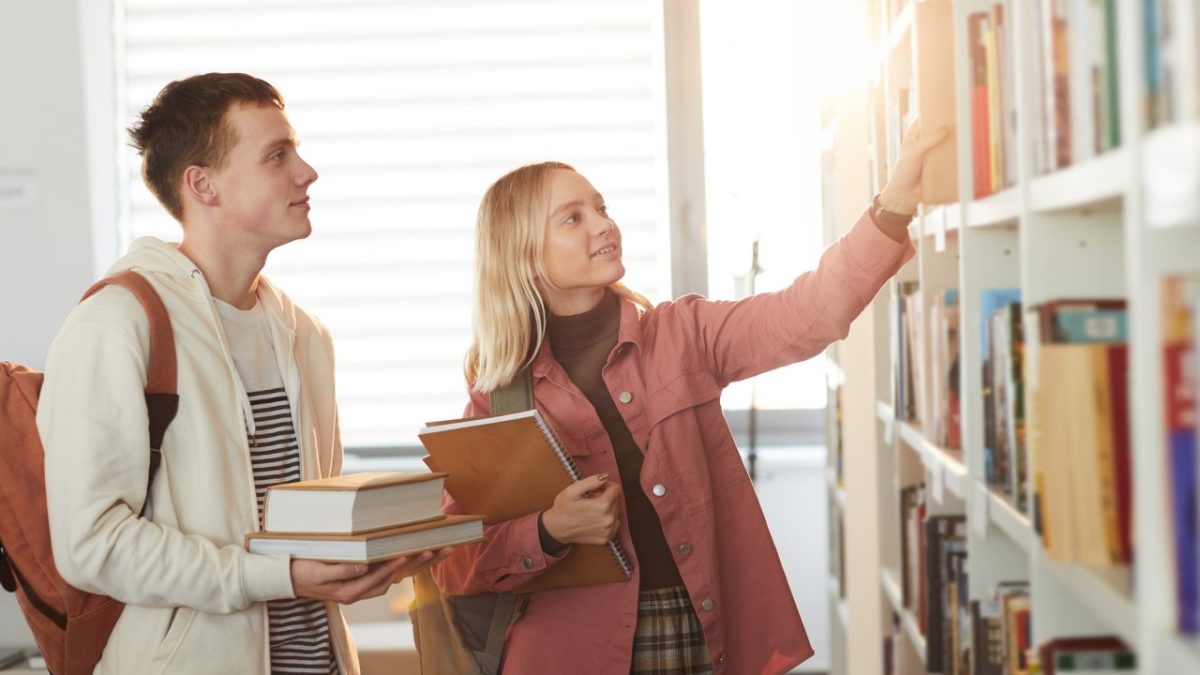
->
[431,125,946,675]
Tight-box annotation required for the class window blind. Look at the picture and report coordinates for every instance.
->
[118,0,669,448]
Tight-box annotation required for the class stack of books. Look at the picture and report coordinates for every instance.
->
[245,471,483,563]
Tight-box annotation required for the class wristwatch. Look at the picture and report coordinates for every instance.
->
[870,193,915,229]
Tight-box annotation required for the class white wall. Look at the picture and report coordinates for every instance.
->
[0,0,101,369]
[0,0,104,648]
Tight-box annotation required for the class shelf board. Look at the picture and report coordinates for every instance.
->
[1030,148,1129,213]
[883,558,926,664]
[837,599,850,630]
[1158,631,1200,673]
[966,187,1020,228]
[1144,123,1200,228]
[919,203,961,244]
[1041,561,1138,648]
[825,358,845,390]
[896,421,967,500]
[984,485,1034,553]
[877,400,894,424]
[888,1,913,51]
[825,466,848,513]
[881,566,903,612]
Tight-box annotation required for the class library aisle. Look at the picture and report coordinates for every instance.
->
[821,0,1200,673]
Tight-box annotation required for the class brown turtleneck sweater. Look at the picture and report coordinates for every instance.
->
[543,290,683,590]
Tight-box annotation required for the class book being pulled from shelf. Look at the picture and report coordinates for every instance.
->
[263,471,448,534]
[418,409,633,593]
[246,514,484,563]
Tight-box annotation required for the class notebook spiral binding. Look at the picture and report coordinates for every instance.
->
[532,411,634,578]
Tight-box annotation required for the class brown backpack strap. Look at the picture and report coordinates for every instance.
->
[81,270,179,516]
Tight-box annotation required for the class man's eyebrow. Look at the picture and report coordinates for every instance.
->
[262,136,298,153]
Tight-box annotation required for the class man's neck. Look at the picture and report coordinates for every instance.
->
[178,232,267,310]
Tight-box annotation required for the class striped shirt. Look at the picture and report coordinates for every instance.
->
[217,300,339,674]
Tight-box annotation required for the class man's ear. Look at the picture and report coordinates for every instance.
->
[181,165,218,207]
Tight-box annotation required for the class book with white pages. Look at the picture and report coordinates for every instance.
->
[247,514,483,563]
[263,471,448,534]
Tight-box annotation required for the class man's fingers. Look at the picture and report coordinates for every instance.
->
[315,561,368,583]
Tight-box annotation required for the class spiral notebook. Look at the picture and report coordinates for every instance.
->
[418,409,633,593]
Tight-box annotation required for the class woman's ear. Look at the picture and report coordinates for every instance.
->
[181,165,219,207]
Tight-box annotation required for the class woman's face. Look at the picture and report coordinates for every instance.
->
[539,169,624,315]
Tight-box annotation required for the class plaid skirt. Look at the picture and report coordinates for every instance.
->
[630,585,715,675]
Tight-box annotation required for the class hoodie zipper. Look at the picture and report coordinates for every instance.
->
[189,269,261,514]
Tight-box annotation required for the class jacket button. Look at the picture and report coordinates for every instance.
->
[718,654,726,663]
[652,484,666,497]
[679,543,693,555]
[700,599,714,611]
[521,555,534,569]
[618,391,633,404]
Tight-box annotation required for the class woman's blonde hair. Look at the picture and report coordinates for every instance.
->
[465,161,651,393]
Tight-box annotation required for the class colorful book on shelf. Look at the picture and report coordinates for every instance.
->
[418,409,633,593]
[261,471,447,534]
[1162,275,1200,633]
[924,515,966,672]
[245,514,483,563]
[1038,635,1133,675]
[969,12,993,198]
[980,289,1021,491]
[1035,298,1127,344]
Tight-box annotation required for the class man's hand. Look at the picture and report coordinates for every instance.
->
[879,121,952,216]
[291,548,451,604]
[542,473,623,546]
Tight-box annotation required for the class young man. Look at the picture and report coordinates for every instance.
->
[37,73,439,674]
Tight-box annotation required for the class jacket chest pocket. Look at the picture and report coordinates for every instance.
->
[644,369,722,429]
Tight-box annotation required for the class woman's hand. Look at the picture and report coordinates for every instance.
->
[878,121,952,216]
[541,473,623,546]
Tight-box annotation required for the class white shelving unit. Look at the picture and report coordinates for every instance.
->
[821,0,1200,673]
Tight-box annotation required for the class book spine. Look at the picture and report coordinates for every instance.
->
[534,414,634,578]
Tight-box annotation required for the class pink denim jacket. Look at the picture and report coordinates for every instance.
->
[432,210,914,674]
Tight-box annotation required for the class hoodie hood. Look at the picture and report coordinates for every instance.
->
[108,236,301,334]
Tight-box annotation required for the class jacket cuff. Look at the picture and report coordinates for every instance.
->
[242,553,296,603]
[507,511,569,575]
[846,208,916,273]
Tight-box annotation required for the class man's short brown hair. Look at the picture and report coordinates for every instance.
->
[128,72,284,221]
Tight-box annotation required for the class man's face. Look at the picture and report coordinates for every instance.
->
[207,103,317,250]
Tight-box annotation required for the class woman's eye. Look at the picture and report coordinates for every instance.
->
[564,213,579,225]
[598,205,609,216]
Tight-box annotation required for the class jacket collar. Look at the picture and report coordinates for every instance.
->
[530,293,644,381]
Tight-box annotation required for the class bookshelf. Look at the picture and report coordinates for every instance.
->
[822,0,1200,673]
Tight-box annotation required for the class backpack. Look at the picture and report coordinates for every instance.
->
[0,270,178,675]
[409,368,533,675]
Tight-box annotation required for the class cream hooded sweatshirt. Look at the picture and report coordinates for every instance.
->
[37,237,358,674]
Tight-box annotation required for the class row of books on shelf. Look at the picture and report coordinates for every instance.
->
[894,274,1200,635]
[1145,0,1200,128]
[892,282,962,450]
[891,497,1135,674]
[1032,0,1121,174]
[967,3,1017,197]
